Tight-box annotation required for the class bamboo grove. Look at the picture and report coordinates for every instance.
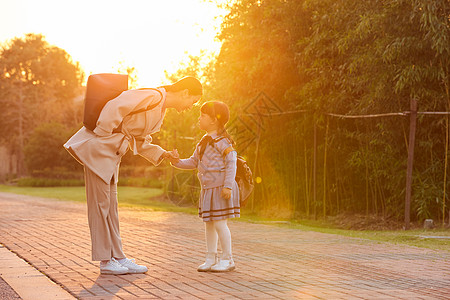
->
[196,0,450,224]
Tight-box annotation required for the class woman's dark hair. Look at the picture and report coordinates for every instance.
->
[201,101,235,146]
[161,76,203,96]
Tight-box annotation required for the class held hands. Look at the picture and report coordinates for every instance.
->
[164,149,232,199]
[162,149,180,164]
[221,187,232,200]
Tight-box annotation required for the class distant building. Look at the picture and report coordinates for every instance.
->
[0,146,17,180]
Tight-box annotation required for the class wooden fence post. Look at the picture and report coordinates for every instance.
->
[405,99,418,230]
[251,125,262,212]
[313,116,317,219]
[323,116,329,217]
[443,114,448,226]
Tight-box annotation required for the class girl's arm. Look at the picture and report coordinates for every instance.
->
[171,147,199,170]
[221,150,237,200]
[223,150,238,189]
[215,139,237,190]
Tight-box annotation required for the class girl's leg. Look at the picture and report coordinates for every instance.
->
[198,221,218,272]
[205,221,218,253]
[213,219,232,259]
[211,219,235,272]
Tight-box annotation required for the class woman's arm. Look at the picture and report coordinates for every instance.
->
[133,138,166,166]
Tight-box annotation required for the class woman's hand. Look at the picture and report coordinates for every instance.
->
[163,149,180,164]
[221,187,232,200]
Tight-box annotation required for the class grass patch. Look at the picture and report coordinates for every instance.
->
[292,221,450,252]
[0,185,87,202]
[235,213,450,252]
[0,185,448,252]
[0,185,196,214]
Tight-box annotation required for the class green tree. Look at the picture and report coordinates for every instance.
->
[161,57,206,157]
[0,33,83,175]
[23,122,81,173]
[211,0,308,105]
[201,0,449,222]
[207,0,310,214]
[296,0,449,221]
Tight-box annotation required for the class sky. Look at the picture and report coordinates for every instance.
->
[0,0,227,86]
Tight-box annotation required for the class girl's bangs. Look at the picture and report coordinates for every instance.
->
[200,102,216,118]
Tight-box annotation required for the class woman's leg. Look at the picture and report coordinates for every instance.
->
[108,175,125,260]
[85,168,124,261]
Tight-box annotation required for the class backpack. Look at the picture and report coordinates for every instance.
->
[83,73,129,131]
[83,73,163,132]
[214,137,254,207]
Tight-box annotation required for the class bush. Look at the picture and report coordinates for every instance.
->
[119,164,165,178]
[30,167,83,180]
[118,177,163,188]
[17,177,84,187]
[16,174,164,188]
[24,122,82,173]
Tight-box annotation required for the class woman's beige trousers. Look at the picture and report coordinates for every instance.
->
[84,167,126,261]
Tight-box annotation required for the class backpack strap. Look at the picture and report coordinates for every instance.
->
[112,88,163,133]
[222,146,235,158]
[128,88,163,116]
[212,136,235,158]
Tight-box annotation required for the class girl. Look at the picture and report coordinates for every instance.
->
[169,101,240,272]
[64,76,202,275]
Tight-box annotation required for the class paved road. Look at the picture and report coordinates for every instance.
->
[0,275,21,299]
[0,192,449,299]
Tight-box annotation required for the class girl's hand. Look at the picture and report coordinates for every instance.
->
[171,149,180,160]
[221,187,232,200]
[169,149,180,164]
[163,149,180,164]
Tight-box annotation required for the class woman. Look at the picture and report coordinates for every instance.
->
[64,76,202,275]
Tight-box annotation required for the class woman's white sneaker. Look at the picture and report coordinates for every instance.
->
[210,258,235,272]
[100,258,129,275]
[118,258,148,274]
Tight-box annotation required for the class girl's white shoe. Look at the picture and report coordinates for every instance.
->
[197,252,217,272]
[210,257,235,272]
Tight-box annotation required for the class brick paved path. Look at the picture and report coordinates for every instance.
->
[0,192,449,299]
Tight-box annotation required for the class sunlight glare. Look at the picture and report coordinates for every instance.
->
[0,0,228,86]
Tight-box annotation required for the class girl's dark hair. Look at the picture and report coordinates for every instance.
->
[201,101,235,146]
[161,76,203,96]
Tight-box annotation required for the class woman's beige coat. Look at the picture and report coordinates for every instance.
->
[64,88,167,184]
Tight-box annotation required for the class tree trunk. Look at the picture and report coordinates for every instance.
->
[17,82,25,176]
